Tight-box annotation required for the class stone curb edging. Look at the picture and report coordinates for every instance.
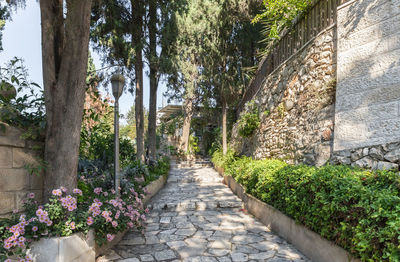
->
[214,166,361,262]
[27,174,168,262]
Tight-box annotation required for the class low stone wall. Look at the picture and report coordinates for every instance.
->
[0,122,44,217]
[231,26,336,166]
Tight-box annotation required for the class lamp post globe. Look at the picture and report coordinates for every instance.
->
[111,73,125,99]
[111,73,125,197]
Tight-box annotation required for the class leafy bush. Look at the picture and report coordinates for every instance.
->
[212,154,400,261]
[211,148,237,170]
[237,101,260,138]
[253,0,313,41]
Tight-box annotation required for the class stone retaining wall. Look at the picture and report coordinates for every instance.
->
[0,122,44,217]
[232,0,400,171]
[231,26,337,166]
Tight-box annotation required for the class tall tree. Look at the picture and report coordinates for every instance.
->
[164,0,263,155]
[40,0,93,197]
[147,0,158,163]
[132,0,145,162]
[162,0,210,154]
[208,0,263,155]
[91,0,146,163]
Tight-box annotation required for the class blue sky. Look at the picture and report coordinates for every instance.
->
[0,1,171,122]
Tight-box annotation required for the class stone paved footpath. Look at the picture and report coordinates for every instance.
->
[97,163,310,262]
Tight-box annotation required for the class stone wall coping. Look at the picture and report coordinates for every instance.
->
[214,166,361,262]
[0,122,44,149]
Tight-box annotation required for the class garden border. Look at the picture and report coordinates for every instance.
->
[214,166,361,262]
[27,174,168,262]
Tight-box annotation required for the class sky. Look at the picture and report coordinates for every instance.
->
[0,1,172,123]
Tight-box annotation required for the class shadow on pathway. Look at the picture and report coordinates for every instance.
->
[97,162,311,262]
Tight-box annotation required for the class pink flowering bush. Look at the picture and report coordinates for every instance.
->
[0,181,147,262]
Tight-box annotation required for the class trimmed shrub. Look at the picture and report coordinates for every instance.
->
[212,154,400,261]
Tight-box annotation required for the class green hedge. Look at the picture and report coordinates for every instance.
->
[212,149,400,261]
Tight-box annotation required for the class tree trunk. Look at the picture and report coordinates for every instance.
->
[40,0,92,200]
[132,0,145,163]
[222,98,228,155]
[181,97,194,153]
[148,0,158,164]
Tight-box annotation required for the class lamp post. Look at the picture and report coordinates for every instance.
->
[111,73,125,196]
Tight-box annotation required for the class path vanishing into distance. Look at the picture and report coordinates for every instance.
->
[97,161,310,262]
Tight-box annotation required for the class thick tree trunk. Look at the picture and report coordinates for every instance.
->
[148,0,158,163]
[222,98,228,155]
[40,0,92,200]
[180,97,194,153]
[132,0,145,163]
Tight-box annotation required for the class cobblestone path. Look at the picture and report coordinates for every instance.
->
[98,163,310,262]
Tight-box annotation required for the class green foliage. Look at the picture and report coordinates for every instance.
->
[253,0,313,41]
[238,101,260,138]
[147,156,171,181]
[211,148,237,170]
[188,135,200,155]
[212,154,400,261]
[277,102,285,119]
[0,58,45,140]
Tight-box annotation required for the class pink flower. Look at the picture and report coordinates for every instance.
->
[5,259,12,262]
[60,186,68,192]
[103,192,108,197]
[106,233,114,242]
[32,226,38,232]
[52,189,62,196]
[28,193,35,199]
[73,189,82,196]
[18,236,26,243]
[94,187,102,195]
[87,216,94,226]
[70,222,76,230]
[127,222,134,228]
[115,211,120,219]
[111,189,116,194]
[60,195,77,211]
[112,221,118,228]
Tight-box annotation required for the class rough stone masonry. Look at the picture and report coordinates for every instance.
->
[231,0,400,171]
